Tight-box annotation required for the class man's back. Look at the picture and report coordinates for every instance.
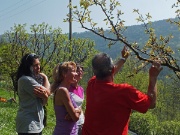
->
[82,76,151,135]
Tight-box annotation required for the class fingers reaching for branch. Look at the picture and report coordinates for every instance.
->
[149,60,163,77]
[121,45,129,59]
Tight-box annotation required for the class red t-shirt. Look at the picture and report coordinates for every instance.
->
[82,76,151,135]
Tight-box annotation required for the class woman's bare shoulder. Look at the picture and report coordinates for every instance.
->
[56,87,68,95]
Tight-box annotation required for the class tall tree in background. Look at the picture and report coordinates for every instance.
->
[67,0,180,79]
[0,23,96,98]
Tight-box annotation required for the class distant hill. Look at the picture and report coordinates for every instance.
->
[72,18,180,59]
[0,18,179,59]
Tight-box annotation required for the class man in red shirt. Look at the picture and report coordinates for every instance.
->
[82,47,162,135]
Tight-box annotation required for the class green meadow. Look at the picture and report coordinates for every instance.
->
[0,88,55,135]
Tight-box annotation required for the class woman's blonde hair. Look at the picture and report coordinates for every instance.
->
[50,61,76,93]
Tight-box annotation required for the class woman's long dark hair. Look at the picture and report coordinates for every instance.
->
[15,53,39,92]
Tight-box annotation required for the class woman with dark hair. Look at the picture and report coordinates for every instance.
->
[51,61,81,135]
[15,53,49,135]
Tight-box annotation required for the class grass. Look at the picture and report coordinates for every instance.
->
[0,86,135,135]
[0,88,56,135]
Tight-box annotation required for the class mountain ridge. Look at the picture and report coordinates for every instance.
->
[72,18,180,59]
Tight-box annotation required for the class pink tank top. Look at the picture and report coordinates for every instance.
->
[69,85,84,98]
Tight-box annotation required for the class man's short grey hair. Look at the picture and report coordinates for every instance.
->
[92,53,114,79]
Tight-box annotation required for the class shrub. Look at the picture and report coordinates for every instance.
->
[156,121,180,135]
[129,112,158,135]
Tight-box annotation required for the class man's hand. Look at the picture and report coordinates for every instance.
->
[113,45,130,75]
[121,46,129,59]
[149,60,163,78]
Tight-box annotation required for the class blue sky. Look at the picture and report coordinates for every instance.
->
[0,0,178,34]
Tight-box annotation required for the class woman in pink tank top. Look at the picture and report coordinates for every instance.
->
[69,63,85,135]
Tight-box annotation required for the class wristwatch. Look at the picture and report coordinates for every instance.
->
[120,58,126,62]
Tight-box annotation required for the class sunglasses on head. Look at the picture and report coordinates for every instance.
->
[26,53,37,60]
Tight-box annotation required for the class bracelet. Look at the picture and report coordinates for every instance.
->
[120,58,126,62]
